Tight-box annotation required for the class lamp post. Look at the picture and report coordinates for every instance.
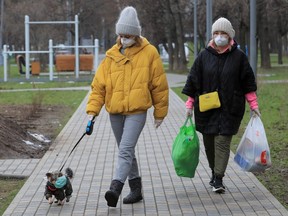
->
[193,0,198,60]
[250,0,257,78]
[0,0,4,66]
[206,0,212,45]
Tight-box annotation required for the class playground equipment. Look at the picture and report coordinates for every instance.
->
[2,15,99,82]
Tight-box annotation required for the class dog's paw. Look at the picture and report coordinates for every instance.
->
[48,198,53,204]
[58,200,65,206]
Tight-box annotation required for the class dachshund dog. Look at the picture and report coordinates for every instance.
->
[44,168,73,205]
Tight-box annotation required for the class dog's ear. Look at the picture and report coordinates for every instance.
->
[46,173,52,177]
[65,168,74,179]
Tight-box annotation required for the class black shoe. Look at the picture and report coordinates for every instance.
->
[212,177,225,193]
[105,180,124,207]
[209,171,215,187]
[123,177,143,204]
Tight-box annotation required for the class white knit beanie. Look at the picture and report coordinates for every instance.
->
[115,6,141,36]
[211,17,235,39]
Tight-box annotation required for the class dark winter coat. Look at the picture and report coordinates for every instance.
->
[44,177,73,201]
[182,42,257,135]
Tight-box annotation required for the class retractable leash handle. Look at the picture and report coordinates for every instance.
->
[86,116,96,135]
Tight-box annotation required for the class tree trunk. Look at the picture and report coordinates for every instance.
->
[284,35,288,55]
[167,38,174,72]
[169,0,187,72]
[258,1,271,69]
[173,40,179,71]
[162,0,175,72]
[278,35,283,65]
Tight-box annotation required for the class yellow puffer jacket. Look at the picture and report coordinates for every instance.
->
[86,37,169,119]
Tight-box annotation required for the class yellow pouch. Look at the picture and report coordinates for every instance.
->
[199,91,221,112]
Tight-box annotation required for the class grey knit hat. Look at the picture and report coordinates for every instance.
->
[211,17,235,39]
[116,6,141,36]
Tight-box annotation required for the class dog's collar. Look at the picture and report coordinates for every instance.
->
[47,185,57,192]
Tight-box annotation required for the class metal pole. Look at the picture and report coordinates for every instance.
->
[193,0,198,60]
[0,0,4,66]
[3,44,7,81]
[49,39,53,81]
[94,39,99,72]
[25,15,30,80]
[75,15,79,78]
[250,0,257,78]
[206,0,212,45]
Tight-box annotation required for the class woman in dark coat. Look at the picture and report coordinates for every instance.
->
[182,17,260,193]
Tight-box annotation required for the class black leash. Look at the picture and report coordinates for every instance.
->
[58,116,95,172]
[59,132,86,172]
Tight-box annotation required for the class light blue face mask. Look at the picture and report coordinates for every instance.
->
[121,38,136,48]
[214,35,229,46]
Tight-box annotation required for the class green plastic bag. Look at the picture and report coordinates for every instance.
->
[172,117,200,178]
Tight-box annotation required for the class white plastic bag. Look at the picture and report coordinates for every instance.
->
[234,115,272,172]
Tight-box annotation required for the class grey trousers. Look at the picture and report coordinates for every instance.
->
[202,134,232,178]
[109,112,147,183]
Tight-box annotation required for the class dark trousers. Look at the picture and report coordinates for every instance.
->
[202,134,232,178]
[17,55,26,74]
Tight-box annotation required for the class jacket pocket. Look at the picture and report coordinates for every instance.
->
[230,91,245,116]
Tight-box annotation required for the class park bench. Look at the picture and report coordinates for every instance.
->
[55,54,94,71]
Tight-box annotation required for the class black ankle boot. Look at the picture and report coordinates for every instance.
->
[123,177,143,204]
[105,180,124,207]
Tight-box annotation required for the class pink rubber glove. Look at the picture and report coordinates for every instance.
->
[185,97,194,117]
[245,92,261,117]
[185,96,195,109]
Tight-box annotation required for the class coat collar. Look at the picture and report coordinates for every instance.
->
[106,37,150,64]
[206,40,238,56]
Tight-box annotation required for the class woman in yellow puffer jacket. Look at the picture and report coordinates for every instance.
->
[86,6,169,208]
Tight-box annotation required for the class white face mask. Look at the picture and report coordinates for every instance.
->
[214,35,229,46]
[121,38,136,48]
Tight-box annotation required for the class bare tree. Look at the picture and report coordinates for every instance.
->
[169,0,188,71]
[272,0,288,64]
[257,0,271,68]
[2,0,287,72]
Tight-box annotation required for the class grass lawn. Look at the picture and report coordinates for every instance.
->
[0,81,91,90]
[0,60,94,84]
[172,70,288,209]
[0,177,26,216]
[0,90,88,106]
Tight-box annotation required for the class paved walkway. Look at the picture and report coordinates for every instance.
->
[0,159,40,178]
[2,74,288,216]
